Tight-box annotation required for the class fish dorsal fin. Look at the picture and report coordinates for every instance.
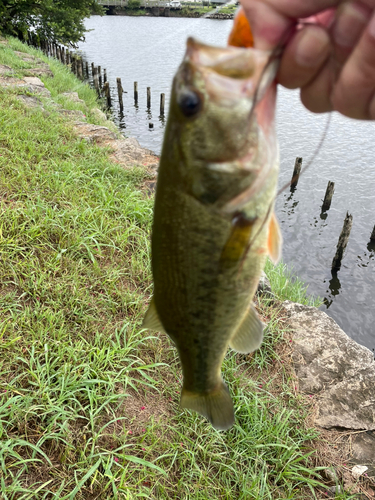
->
[268,212,282,264]
[180,381,234,431]
[142,298,165,332]
[229,303,264,353]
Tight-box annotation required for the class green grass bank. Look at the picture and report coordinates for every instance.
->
[0,35,358,499]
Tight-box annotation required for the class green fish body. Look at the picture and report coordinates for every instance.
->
[143,38,281,430]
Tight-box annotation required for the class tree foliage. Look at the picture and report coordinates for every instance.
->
[0,0,104,45]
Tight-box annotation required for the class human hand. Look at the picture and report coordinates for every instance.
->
[241,0,375,120]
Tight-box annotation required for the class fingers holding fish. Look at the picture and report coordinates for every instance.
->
[330,10,375,119]
[277,24,331,90]
[241,0,375,119]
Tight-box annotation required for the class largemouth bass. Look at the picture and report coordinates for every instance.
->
[143,27,282,430]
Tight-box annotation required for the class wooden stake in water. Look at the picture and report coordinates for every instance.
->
[332,212,353,271]
[104,82,112,108]
[71,55,76,75]
[322,181,335,211]
[103,69,107,84]
[134,82,138,103]
[93,67,99,92]
[147,87,151,108]
[77,57,83,80]
[98,66,102,88]
[160,93,165,115]
[85,61,89,78]
[291,157,303,190]
[91,62,95,76]
[117,78,124,112]
[61,47,65,64]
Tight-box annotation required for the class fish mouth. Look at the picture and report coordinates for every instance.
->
[183,37,279,104]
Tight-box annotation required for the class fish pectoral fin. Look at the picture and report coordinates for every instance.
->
[142,298,165,332]
[268,212,282,264]
[180,382,234,431]
[229,303,264,353]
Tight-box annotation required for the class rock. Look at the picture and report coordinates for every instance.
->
[283,301,375,430]
[110,137,159,170]
[0,64,12,76]
[317,371,375,429]
[73,122,117,143]
[24,65,54,78]
[329,485,342,495]
[91,107,107,121]
[352,465,368,480]
[15,95,44,109]
[23,76,44,87]
[59,109,86,119]
[322,468,338,482]
[257,272,273,298]
[352,432,375,471]
[61,92,85,104]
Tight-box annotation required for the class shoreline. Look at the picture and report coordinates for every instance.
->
[104,7,234,19]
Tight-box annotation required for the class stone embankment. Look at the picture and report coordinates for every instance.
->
[259,274,375,481]
[0,41,159,187]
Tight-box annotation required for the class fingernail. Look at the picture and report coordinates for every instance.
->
[334,3,368,47]
[295,27,330,68]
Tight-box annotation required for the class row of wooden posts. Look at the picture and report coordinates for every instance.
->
[290,157,374,272]
[27,33,166,117]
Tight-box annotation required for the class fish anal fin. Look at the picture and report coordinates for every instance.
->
[229,303,264,354]
[142,298,165,332]
[268,212,282,264]
[180,382,234,431]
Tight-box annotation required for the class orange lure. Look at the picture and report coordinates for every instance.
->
[228,7,254,48]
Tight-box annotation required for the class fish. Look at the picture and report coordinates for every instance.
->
[142,18,282,430]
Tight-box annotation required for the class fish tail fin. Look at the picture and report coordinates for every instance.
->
[180,382,235,431]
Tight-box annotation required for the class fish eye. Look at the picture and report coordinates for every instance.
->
[178,90,202,117]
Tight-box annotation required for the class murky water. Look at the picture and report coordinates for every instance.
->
[78,16,375,351]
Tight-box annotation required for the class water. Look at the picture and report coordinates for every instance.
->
[78,16,375,351]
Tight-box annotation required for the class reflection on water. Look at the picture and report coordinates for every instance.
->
[79,16,375,350]
[323,272,342,308]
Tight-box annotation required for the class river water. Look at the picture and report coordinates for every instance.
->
[78,16,375,351]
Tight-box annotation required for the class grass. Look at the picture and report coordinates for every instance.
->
[265,260,323,308]
[0,35,361,499]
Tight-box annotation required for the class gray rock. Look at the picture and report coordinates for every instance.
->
[59,109,85,119]
[91,107,107,121]
[0,64,12,76]
[61,92,85,104]
[317,370,375,429]
[24,76,44,87]
[111,137,159,170]
[257,272,273,298]
[283,301,375,430]
[352,432,375,467]
[73,122,117,143]
[15,95,44,109]
[24,65,54,78]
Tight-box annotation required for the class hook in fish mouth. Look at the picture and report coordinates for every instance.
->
[181,37,280,104]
